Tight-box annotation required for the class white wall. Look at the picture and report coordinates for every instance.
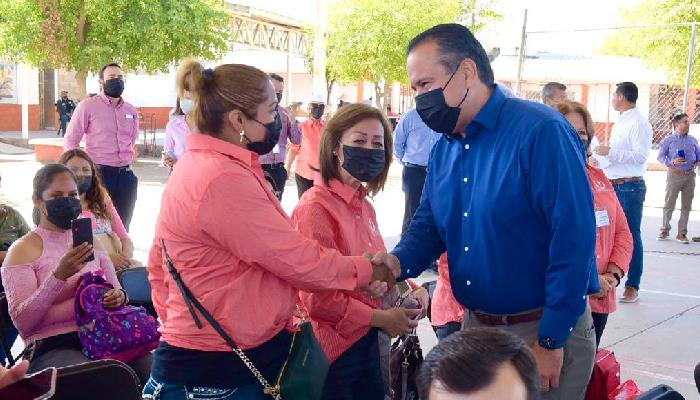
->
[13,65,39,105]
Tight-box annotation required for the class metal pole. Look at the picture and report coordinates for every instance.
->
[515,9,528,97]
[682,22,697,112]
[286,52,293,107]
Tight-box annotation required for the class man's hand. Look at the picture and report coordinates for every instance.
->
[370,251,401,279]
[532,343,564,392]
[595,145,611,156]
[163,155,177,168]
[672,157,685,166]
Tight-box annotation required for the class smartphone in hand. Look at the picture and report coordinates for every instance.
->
[677,149,686,159]
[71,217,94,262]
[0,367,57,400]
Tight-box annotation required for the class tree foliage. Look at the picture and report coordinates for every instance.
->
[602,1,700,87]
[323,0,501,108]
[0,0,231,96]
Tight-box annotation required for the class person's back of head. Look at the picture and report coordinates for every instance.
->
[541,82,567,106]
[613,82,639,111]
[417,327,540,400]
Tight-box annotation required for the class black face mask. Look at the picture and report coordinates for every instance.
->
[44,197,82,230]
[247,112,283,156]
[310,104,325,120]
[415,69,469,138]
[341,145,386,182]
[276,92,283,103]
[77,175,93,194]
[103,78,125,98]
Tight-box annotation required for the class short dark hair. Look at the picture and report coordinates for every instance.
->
[99,63,122,79]
[407,23,495,85]
[417,328,540,400]
[671,112,689,127]
[541,82,567,102]
[269,73,284,83]
[615,82,638,103]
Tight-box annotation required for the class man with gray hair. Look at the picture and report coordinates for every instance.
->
[541,82,567,106]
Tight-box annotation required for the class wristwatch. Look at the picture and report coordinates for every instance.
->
[606,272,621,287]
[538,336,557,350]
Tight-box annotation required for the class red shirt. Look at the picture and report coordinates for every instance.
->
[432,254,465,326]
[294,119,326,180]
[147,134,373,351]
[587,165,633,314]
[291,178,384,362]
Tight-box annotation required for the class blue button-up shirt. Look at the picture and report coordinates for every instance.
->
[657,132,700,172]
[393,85,598,347]
[394,109,442,166]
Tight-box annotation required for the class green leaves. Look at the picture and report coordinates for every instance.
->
[602,1,700,87]
[0,0,231,75]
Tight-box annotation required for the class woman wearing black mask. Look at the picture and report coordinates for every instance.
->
[59,149,137,270]
[291,103,424,400]
[1,164,152,381]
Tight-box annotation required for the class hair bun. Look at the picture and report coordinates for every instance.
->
[203,68,214,79]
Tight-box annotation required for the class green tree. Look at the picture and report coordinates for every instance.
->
[602,1,700,87]
[323,0,501,109]
[0,0,231,97]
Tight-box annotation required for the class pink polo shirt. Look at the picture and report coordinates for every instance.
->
[64,94,139,167]
[587,165,632,314]
[147,134,373,351]
[291,177,384,362]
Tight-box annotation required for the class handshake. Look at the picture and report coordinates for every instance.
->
[363,251,402,298]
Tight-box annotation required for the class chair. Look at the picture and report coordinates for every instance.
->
[117,267,157,317]
[52,359,142,400]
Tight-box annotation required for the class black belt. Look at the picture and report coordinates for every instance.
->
[610,176,643,186]
[472,309,543,326]
[97,164,132,172]
[262,162,285,170]
[404,162,427,169]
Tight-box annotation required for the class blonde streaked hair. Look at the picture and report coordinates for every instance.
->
[554,100,595,147]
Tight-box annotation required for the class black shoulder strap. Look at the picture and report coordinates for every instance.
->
[160,239,239,351]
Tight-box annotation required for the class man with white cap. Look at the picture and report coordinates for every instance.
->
[291,94,327,198]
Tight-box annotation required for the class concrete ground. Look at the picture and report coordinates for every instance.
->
[0,144,698,398]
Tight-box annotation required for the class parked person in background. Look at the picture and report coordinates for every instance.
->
[541,82,567,107]
[59,149,137,270]
[556,101,632,347]
[394,108,441,235]
[55,91,76,137]
[259,73,301,200]
[432,254,465,342]
[417,328,540,400]
[292,103,421,400]
[656,113,700,244]
[595,82,652,303]
[144,59,397,400]
[1,164,152,383]
[64,63,139,231]
[291,95,327,198]
[0,174,31,365]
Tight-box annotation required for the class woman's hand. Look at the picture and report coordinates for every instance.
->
[54,243,93,281]
[109,252,131,271]
[102,289,126,309]
[371,308,420,337]
[596,274,615,299]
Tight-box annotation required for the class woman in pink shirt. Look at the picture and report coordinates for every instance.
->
[144,59,396,400]
[291,103,421,400]
[59,149,136,269]
[162,78,196,168]
[1,164,152,382]
[556,101,633,347]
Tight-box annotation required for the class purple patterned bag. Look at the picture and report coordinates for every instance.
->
[75,272,160,363]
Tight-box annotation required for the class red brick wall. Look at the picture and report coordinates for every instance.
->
[138,107,171,129]
[0,104,41,131]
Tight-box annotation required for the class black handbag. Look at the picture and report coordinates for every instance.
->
[390,334,423,400]
[161,240,329,400]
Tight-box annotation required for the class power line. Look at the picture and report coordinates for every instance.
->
[527,22,700,35]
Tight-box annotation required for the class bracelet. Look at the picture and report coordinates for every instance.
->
[605,272,621,287]
[119,288,129,305]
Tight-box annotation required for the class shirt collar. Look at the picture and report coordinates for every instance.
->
[468,84,507,133]
[619,107,638,119]
[316,177,367,205]
[99,93,123,107]
[186,133,256,167]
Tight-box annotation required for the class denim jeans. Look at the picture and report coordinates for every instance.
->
[434,322,461,343]
[613,180,646,290]
[142,377,267,400]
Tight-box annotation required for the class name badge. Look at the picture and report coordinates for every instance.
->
[125,114,134,120]
[272,144,280,154]
[595,209,610,228]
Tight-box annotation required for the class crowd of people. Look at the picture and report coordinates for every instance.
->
[0,21,699,400]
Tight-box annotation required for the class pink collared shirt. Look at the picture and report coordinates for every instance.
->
[164,115,191,160]
[147,134,373,351]
[587,165,632,314]
[64,94,139,167]
[291,177,384,362]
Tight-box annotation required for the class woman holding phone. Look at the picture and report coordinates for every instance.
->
[1,164,152,382]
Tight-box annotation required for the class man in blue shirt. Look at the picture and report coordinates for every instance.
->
[373,24,598,399]
[394,108,441,234]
